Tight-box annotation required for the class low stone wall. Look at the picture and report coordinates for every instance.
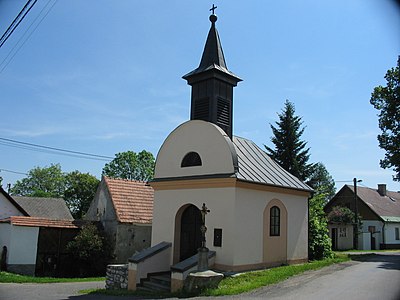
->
[106,264,128,290]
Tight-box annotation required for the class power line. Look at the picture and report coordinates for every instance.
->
[0,137,114,161]
[0,0,38,48]
[0,0,58,73]
[0,168,28,176]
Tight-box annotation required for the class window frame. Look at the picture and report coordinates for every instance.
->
[181,152,202,168]
[270,206,280,236]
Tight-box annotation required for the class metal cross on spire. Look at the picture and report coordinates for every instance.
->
[210,4,217,15]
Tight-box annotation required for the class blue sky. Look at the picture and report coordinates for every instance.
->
[0,0,399,192]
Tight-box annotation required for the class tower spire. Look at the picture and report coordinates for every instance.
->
[183,9,241,139]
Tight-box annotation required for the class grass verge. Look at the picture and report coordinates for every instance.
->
[0,272,104,284]
[85,254,349,298]
[335,249,400,253]
[203,254,349,296]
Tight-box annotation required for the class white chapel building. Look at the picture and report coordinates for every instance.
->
[150,12,312,272]
[128,12,312,291]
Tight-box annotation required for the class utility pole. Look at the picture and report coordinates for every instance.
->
[353,178,362,249]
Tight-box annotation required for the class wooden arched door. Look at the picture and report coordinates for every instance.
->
[180,204,202,261]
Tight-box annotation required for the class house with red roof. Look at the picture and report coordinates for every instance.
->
[0,186,82,276]
[325,184,400,250]
[85,176,153,263]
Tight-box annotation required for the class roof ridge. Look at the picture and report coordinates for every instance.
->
[104,176,149,184]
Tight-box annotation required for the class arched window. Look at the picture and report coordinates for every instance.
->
[181,152,202,167]
[270,206,280,236]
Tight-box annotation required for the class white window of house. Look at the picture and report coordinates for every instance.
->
[395,228,400,240]
[339,227,346,237]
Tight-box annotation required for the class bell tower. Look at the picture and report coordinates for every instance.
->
[182,8,241,139]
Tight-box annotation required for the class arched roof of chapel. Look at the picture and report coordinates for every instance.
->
[154,120,312,193]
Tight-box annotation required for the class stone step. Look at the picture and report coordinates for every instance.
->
[150,274,171,286]
[137,272,171,292]
[136,285,154,293]
[142,280,170,292]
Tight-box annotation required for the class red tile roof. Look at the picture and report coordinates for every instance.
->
[0,216,85,229]
[104,177,154,224]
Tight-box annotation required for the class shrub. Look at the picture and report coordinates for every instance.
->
[309,191,333,260]
[327,206,355,224]
[67,224,113,277]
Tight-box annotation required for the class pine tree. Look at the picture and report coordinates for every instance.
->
[265,100,313,181]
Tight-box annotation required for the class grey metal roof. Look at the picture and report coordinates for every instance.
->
[12,196,74,220]
[233,136,313,192]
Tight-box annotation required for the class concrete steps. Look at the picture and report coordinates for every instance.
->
[137,272,171,292]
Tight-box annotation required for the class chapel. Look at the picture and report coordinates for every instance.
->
[150,11,312,270]
[129,10,312,291]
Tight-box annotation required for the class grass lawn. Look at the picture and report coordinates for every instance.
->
[336,249,400,253]
[0,272,104,284]
[85,253,350,298]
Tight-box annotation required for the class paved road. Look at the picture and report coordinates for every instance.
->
[0,253,399,300]
[212,253,400,300]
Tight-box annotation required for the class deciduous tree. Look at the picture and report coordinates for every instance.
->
[307,162,336,201]
[102,150,155,181]
[10,165,99,219]
[10,164,65,197]
[64,171,99,219]
[370,56,400,181]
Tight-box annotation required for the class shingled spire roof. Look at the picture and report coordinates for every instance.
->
[183,10,241,139]
[183,13,240,81]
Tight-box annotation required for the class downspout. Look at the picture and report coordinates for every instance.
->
[382,221,386,250]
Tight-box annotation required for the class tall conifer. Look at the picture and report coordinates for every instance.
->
[265,100,313,182]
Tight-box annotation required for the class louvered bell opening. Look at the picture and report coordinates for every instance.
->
[194,97,210,121]
[217,98,230,126]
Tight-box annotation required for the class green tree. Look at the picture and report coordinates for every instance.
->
[307,162,336,201]
[67,224,113,276]
[309,191,333,260]
[10,164,65,197]
[64,171,100,219]
[370,56,400,181]
[265,100,314,181]
[10,165,99,219]
[102,150,155,181]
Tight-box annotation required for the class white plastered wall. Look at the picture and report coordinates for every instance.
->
[8,225,39,265]
[151,187,236,267]
[234,188,308,265]
[152,119,239,266]
[384,222,400,244]
[0,223,11,249]
[155,120,237,178]
[328,224,353,250]
[361,220,383,249]
[0,194,23,219]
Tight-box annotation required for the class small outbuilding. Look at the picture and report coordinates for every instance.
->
[85,176,153,263]
[0,187,81,276]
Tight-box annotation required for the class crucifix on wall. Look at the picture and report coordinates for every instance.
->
[200,203,210,248]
